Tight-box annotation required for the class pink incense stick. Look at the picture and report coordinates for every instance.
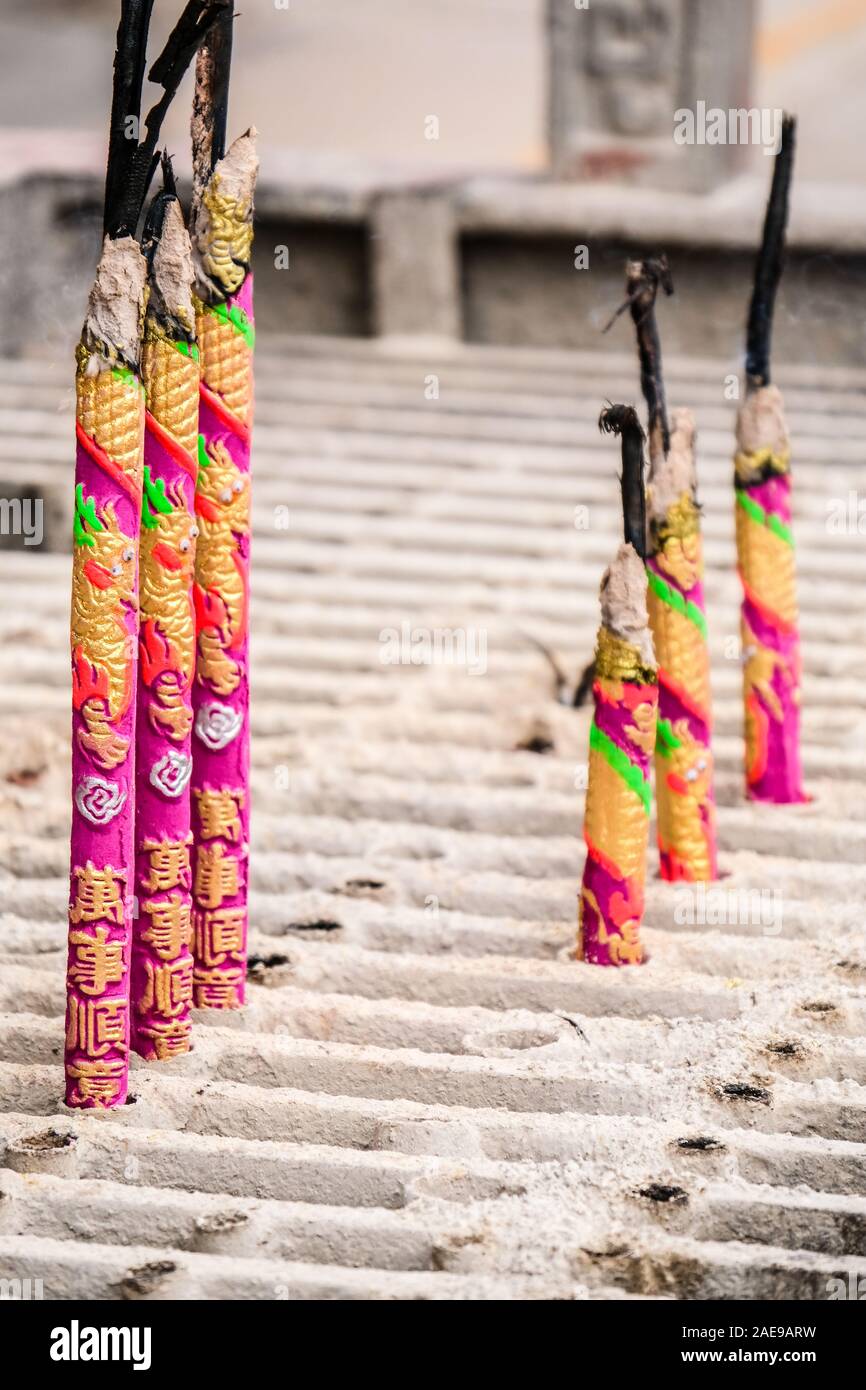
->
[131,190,200,1060]
[66,238,147,1108]
[65,0,232,1103]
[189,36,258,1008]
[191,268,254,1009]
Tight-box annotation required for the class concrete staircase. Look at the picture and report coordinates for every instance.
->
[0,334,865,1299]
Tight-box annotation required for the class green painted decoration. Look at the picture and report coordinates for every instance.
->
[655,716,682,758]
[590,720,652,816]
[210,300,255,349]
[736,488,794,548]
[141,465,174,530]
[646,567,708,638]
[73,483,104,548]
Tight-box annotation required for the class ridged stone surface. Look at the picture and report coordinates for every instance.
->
[0,335,865,1300]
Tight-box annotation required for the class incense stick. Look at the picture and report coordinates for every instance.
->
[621,258,718,881]
[65,1,226,1108]
[576,407,657,967]
[130,162,199,1061]
[735,115,806,803]
[67,236,147,1108]
[190,9,258,1009]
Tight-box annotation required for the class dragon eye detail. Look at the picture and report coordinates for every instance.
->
[122,547,133,562]
[220,487,232,502]
[233,479,243,493]
[111,563,122,576]
[180,538,190,552]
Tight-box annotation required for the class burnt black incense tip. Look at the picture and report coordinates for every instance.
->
[599,404,648,561]
[141,154,178,266]
[148,1,231,87]
[191,2,236,201]
[745,112,797,389]
[160,150,178,201]
[636,254,674,300]
[103,0,155,239]
[626,255,672,456]
[104,0,226,242]
[599,404,643,438]
[601,253,673,336]
[207,4,235,170]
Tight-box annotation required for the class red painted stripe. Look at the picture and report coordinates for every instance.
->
[738,569,798,637]
[145,410,197,483]
[75,420,141,502]
[584,831,626,882]
[657,667,711,729]
[194,492,220,522]
[199,381,251,445]
[745,690,770,785]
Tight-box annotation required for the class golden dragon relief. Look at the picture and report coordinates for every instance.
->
[657,718,715,881]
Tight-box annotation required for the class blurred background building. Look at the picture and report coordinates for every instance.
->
[1,0,865,360]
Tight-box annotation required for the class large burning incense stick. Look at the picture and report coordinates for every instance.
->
[190,9,258,1009]
[131,162,199,1061]
[65,0,226,1109]
[623,258,718,881]
[735,115,806,803]
[577,407,657,968]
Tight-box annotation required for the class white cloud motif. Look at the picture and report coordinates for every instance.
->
[195,701,243,751]
[75,775,127,826]
[150,750,193,799]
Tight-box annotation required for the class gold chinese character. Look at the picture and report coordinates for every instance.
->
[195,788,244,843]
[140,835,192,894]
[68,924,127,997]
[193,842,241,909]
[69,862,126,928]
[193,966,244,1010]
[193,905,246,968]
[66,991,128,1057]
[65,1055,126,1107]
[138,955,193,1019]
[136,1017,192,1060]
[140,893,192,961]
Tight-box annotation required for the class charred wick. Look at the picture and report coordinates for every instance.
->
[192,1,235,200]
[628,256,673,456]
[141,154,177,266]
[206,4,235,171]
[140,156,195,344]
[103,0,227,242]
[544,405,648,709]
[103,0,154,239]
[599,404,648,562]
[745,113,796,390]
